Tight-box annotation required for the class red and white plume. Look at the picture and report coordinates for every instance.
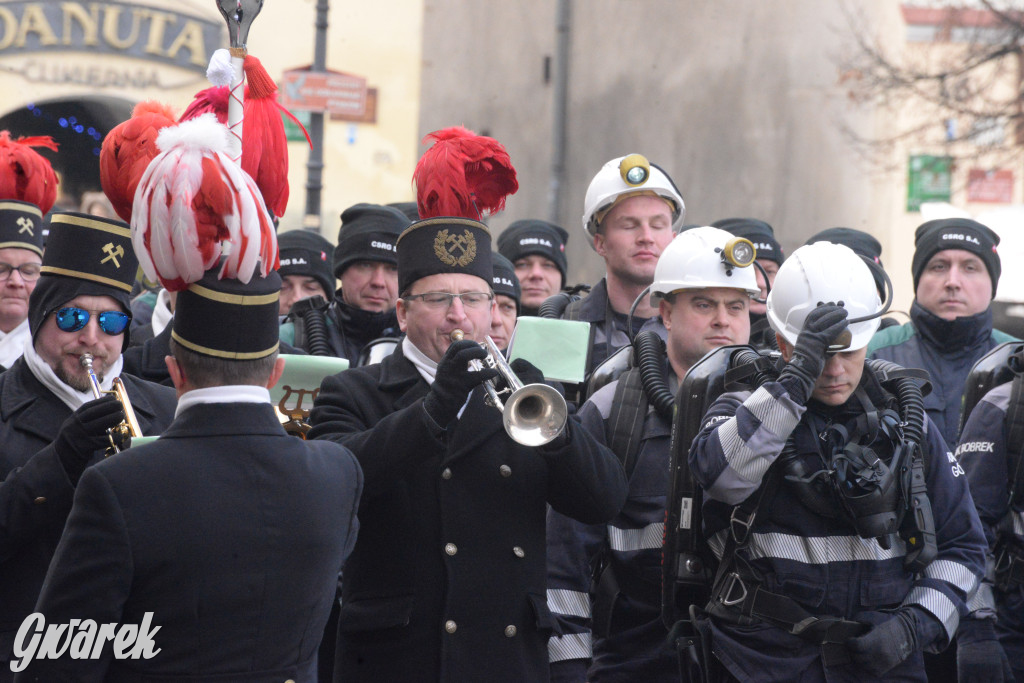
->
[413,126,518,220]
[131,113,278,292]
[99,100,177,223]
[0,131,59,213]
[178,52,309,219]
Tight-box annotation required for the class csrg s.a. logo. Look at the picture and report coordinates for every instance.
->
[434,229,476,267]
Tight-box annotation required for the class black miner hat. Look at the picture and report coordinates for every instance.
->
[0,200,44,256]
[173,266,282,360]
[30,212,138,350]
[397,217,493,294]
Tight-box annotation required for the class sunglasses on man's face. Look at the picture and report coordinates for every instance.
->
[54,307,131,336]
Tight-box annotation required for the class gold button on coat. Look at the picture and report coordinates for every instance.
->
[442,468,452,480]
[513,546,525,558]
[445,543,458,556]
[445,620,457,633]
[504,625,517,637]
[499,465,511,477]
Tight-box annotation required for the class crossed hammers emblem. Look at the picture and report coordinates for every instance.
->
[16,217,33,236]
[448,233,470,256]
[100,243,124,268]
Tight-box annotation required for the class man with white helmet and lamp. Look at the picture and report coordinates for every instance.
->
[686,241,987,681]
[556,154,685,379]
[546,226,758,682]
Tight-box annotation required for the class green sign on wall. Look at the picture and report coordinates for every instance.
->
[282,110,312,143]
[907,155,952,211]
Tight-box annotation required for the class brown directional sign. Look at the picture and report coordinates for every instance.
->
[279,68,368,117]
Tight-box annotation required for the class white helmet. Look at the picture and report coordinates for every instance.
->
[582,154,685,248]
[650,226,761,304]
[766,241,881,351]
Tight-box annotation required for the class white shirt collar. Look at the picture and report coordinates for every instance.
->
[175,385,270,417]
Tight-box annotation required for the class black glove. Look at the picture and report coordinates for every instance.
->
[778,303,849,404]
[423,339,498,427]
[957,618,1014,683]
[846,608,918,677]
[506,358,545,388]
[53,394,126,485]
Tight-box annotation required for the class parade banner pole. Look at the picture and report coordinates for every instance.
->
[216,0,264,162]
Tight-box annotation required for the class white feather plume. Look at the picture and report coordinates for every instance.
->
[206,49,235,87]
[130,114,278,290]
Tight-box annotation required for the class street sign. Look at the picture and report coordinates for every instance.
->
[279,68,368,117]
[907,155,952,211]
[967,168,1014,203]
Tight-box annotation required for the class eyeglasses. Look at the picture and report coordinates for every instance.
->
[0,262,41,281]
[54,307,131,336]
[402,291,494,310]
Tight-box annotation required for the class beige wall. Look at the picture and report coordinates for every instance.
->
[420,0,900,292]
[247,0,425,237]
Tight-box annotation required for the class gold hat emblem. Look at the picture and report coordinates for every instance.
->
[434,228,477,267]
[100,242,124,268]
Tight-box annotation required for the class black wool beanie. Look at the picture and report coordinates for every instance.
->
[911,218,1000,297]
[497,219,569,286]
[334,203,410,279]
[491,252,521,311]
[806,227,886,294]
[278,230,335,300]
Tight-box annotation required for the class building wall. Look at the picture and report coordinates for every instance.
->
[420,0,902,297]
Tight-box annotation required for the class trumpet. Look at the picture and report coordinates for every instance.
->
[450,329,568,447]
[80,353,142,454]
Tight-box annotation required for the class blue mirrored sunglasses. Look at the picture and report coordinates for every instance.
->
[54,307,130,336]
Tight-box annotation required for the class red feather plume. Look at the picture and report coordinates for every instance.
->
[99,100,177,223]
[131,114,278,292]
[0,131,59,214]
[178,54,310,219]
[413,126,518,220]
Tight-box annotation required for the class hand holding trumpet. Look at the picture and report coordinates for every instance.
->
[422,333,499,427]
[53,394,127,485]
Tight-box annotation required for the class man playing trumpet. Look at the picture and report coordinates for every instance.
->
[0,212,177,680]
[308,127,628,683]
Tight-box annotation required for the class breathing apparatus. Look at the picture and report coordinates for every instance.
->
[756,242,933,564]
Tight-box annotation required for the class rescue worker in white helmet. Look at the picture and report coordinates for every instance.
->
[547,226,756,682]
[689,241,987,681]
[554,154,685,378]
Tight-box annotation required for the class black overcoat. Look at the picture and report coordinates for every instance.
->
[16,402,363,682]
[0,358,177,674]
[307,344,628,683]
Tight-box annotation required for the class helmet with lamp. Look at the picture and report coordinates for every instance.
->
[581,154,686,249]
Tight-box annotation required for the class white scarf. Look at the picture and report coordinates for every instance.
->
[150,289,173,337]
[0,318,30,369]
[403,336,438,385]
[23,342,123,411]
